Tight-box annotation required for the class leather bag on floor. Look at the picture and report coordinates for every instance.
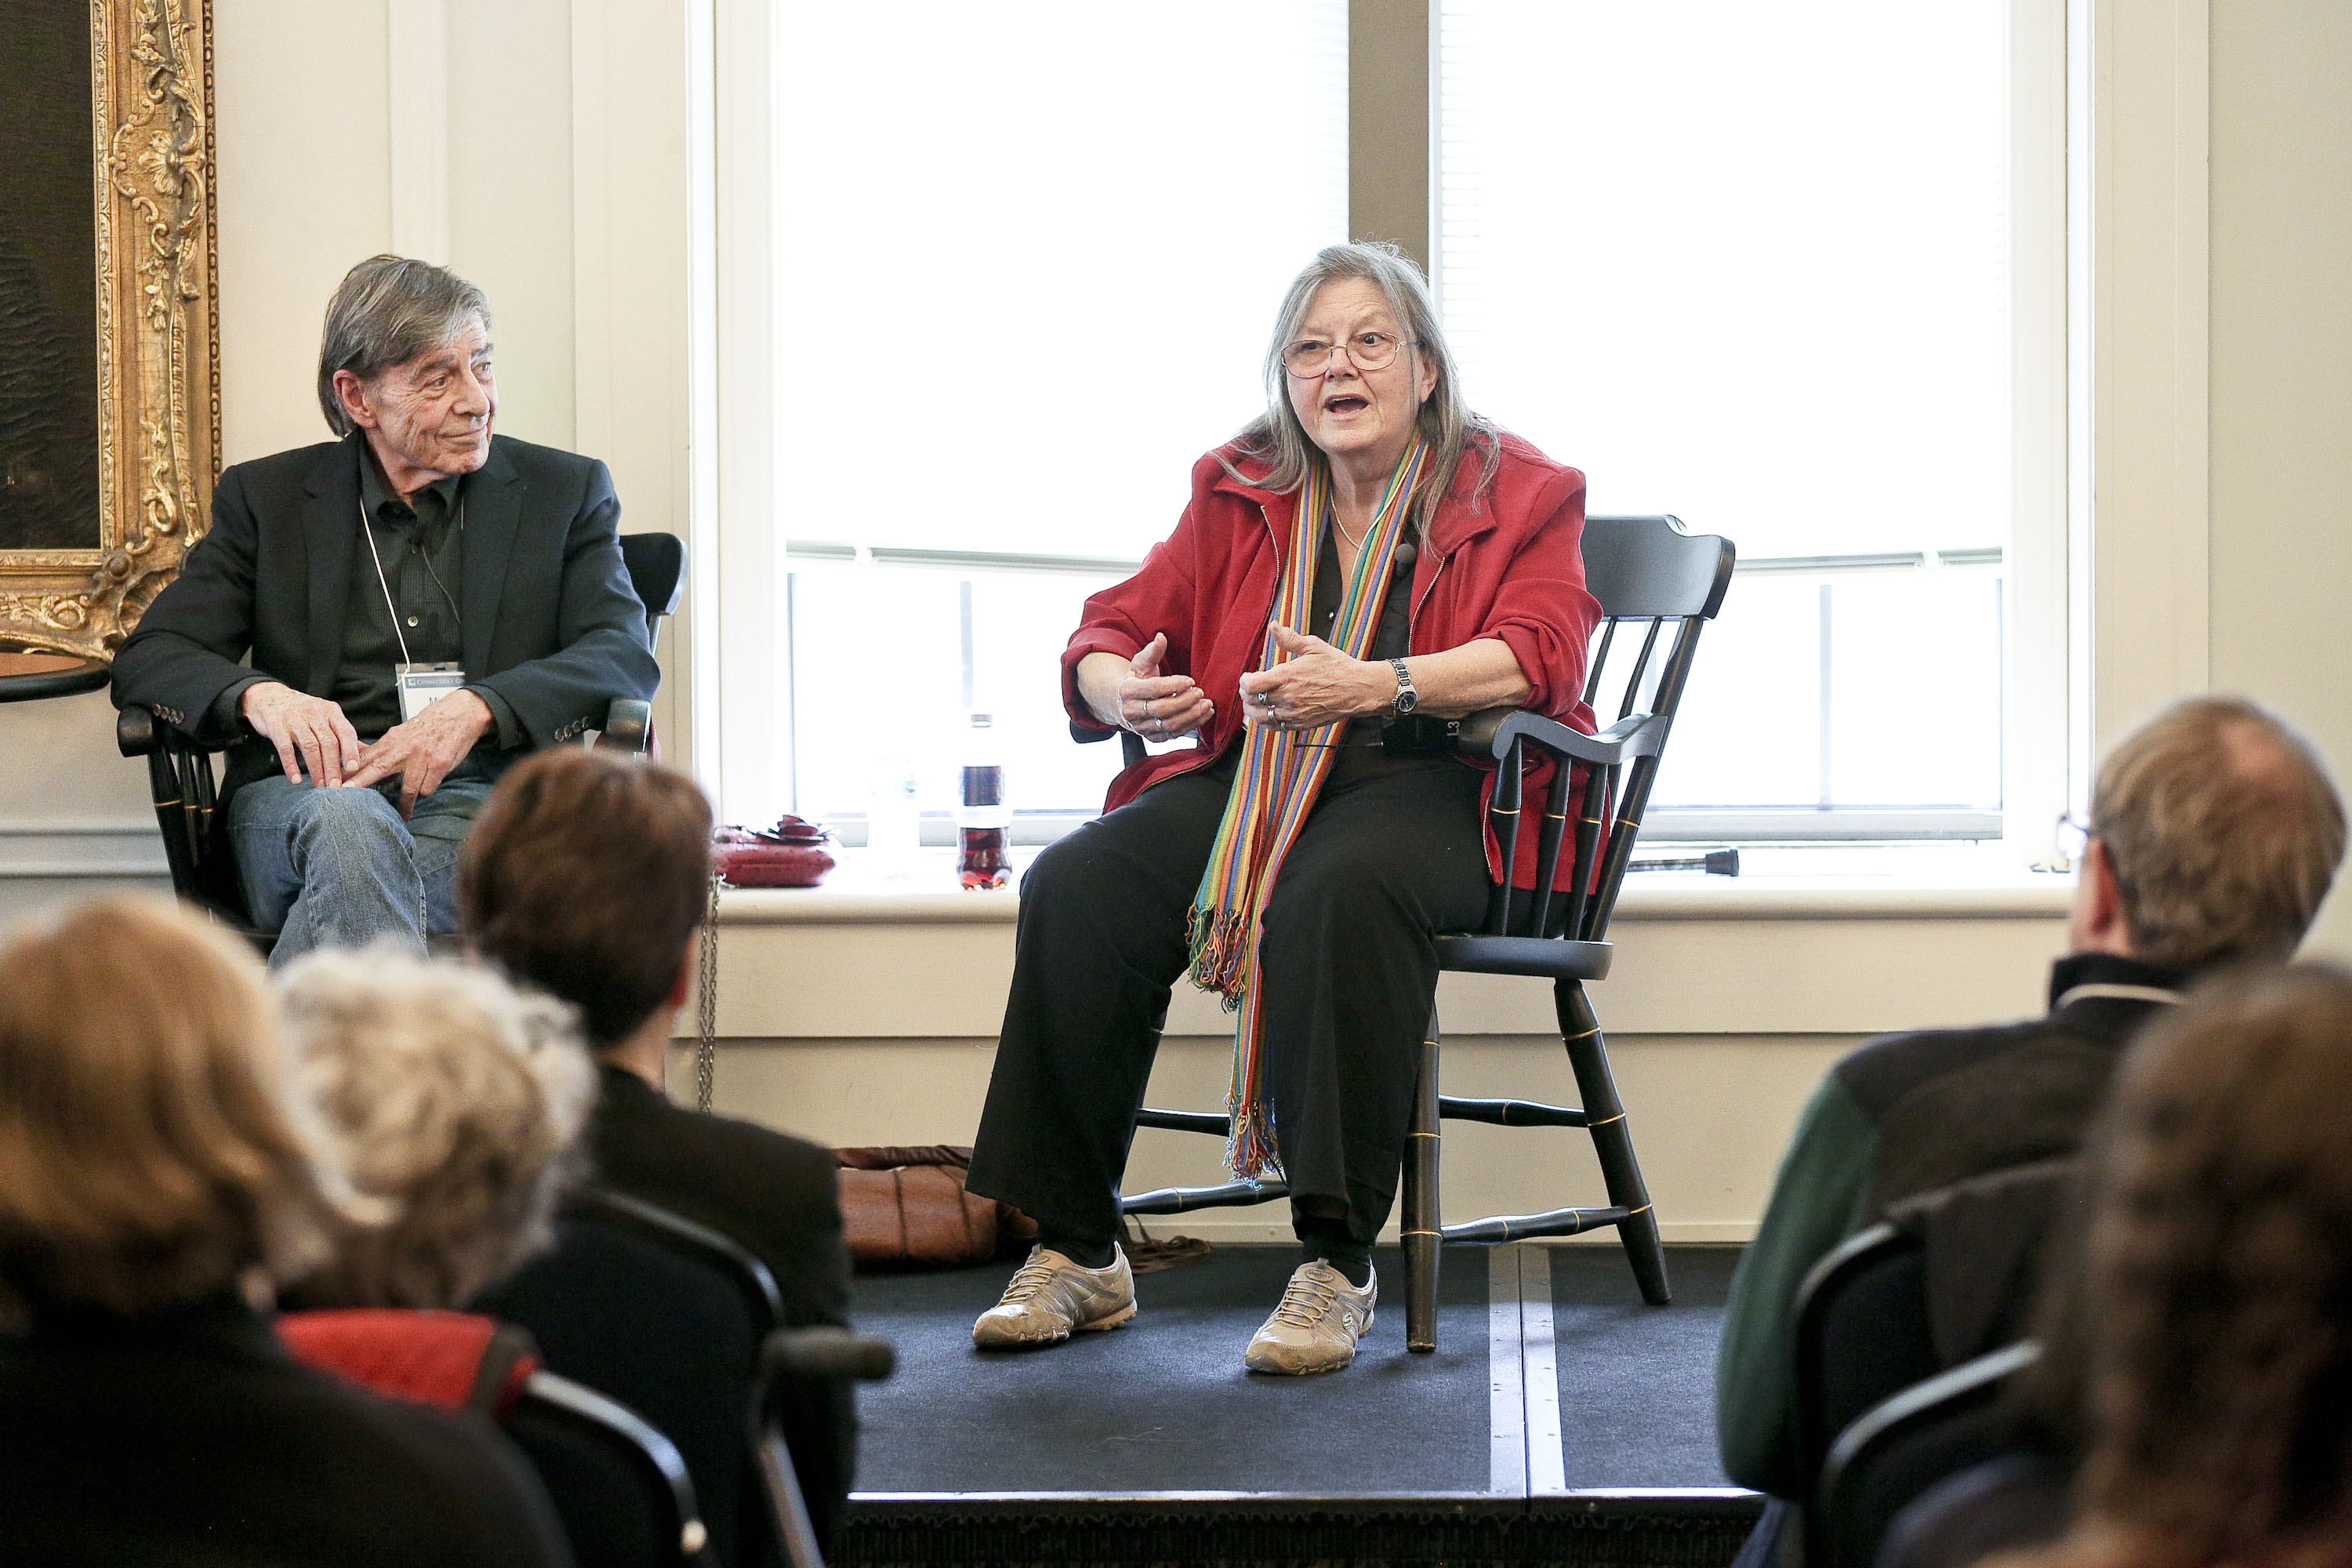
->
[835,1145,1036,1269]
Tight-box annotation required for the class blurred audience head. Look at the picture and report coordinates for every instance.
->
[2028,963,2352,1565]
[0,898,343,1322]
[2082,696,2343,968]
[278,948,593,1309]
[459,747,713,1050]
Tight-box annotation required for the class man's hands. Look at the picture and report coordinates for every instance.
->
[242,681,365,786]
[1078,633,1215,742]
[241,681,492,817]
[344,688,495,818]
[1238,624,1392,732]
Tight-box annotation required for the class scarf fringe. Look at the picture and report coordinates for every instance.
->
[1186,904,1251,1000]
[1225,1095,1285,1181]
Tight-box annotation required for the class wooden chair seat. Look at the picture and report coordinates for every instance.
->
[1429,934,1613,982]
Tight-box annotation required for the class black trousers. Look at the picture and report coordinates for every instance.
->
[965,742,1490,1250]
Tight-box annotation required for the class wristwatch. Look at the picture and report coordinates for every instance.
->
[1388,658,1419,717]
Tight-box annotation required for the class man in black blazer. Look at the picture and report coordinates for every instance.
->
[112,256,656,964]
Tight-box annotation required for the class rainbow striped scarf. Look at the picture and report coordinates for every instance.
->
[1187,436,1432,1179]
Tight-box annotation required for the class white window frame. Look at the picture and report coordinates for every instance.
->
[684,0,2207,869]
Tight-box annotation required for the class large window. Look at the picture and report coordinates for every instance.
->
[749,2,1348,838]
[715,1,2062,850]
[1439,0,2043,837]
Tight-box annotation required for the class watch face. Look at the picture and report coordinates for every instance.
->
[1394,664,1418,713]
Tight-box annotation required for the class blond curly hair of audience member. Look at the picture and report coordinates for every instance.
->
[278,948,596,1310]
[1994,964,2352,1568]
[0,897,348,1322]
[2091,696,2346,969]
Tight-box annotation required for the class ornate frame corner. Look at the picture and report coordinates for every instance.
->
[0,0,220,662]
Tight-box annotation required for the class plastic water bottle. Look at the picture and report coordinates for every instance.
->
[957,713,1011,890]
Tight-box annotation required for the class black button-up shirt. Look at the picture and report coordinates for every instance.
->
[332,455,470,739]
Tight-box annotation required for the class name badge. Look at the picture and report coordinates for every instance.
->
[395,662,468,724]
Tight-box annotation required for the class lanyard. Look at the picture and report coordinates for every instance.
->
[357,490,465,666]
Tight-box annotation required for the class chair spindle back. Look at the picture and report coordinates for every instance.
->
[1479,515,1734,945]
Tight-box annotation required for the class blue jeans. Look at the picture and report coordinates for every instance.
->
[229,752,508,967]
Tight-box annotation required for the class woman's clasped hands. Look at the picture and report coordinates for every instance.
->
[1240,623,1393,733]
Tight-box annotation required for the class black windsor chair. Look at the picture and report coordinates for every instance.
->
[1815,1342,2042,1568]
[1116,514,1736,1352]
[752,1329,897,1568]
[568,1186,877,1566]
[472,1200,764,1568]
[1794,1222,1940,1501]
[506,1367,713,1568]
[115,530,686,946]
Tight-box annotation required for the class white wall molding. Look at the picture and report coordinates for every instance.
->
[691,903,2067,1044]
[2083,0,2212,753]
[0,822,168,880]
[386,0,450,262]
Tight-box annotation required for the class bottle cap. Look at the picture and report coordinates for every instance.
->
[971,713,993,727]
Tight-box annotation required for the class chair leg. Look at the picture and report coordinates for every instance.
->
[1403,1005,1443,1352]
[1557,981,1671,1305]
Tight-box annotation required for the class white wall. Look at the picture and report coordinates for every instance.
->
[2208,0,2352,957]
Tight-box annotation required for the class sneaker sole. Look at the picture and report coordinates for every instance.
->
[973,1298,1138,1349]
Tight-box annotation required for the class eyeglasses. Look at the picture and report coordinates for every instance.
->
[1283,330,1419,378]
[2056,811,2092,866]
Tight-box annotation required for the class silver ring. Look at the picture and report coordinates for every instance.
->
[1258,690,1274,709]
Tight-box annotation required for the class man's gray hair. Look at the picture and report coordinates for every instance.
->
[315,255,492,437]
[1221,241,1498,534]
[2092,696,2348,970]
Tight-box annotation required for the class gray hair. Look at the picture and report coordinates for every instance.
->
[1222,241,1497,532]
[277,947,595,1310]
[315,255,492,437]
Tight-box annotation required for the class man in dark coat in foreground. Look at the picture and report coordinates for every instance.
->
[1717,695,2345,1528]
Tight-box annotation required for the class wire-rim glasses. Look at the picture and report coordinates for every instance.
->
[1283,330,1419,378]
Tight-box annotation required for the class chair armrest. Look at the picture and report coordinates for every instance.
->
[599,697,652,753]
[1468,708,1671,767]
[117,704,162,757]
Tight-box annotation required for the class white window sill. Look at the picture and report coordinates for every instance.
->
[713,844,2077,926]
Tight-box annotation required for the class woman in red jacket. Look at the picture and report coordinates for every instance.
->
[965,242,1601,1375]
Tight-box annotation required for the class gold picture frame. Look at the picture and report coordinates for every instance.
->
[0,0,220,662]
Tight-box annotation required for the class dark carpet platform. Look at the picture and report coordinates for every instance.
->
[835,1243,1757,1568]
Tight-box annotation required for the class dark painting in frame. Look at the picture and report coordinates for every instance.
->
[0,0,219,660]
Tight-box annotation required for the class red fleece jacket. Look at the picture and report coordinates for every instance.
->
[1061,432,1601,889]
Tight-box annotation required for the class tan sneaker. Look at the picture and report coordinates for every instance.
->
[971,1245,1137,1348]
[1243,1259,1377,1374]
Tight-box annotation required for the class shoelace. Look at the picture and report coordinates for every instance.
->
[1271,1271,1345,1329]
[999,1252,1076,1305]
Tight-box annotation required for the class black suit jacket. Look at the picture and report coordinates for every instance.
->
[588,1065,857,1540]
[0,1295,575,1568]
[111,431,659,811]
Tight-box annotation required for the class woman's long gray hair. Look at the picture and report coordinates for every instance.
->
[1222,241,1498,533]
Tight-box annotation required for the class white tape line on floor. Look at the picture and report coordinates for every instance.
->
[1519,1244,1568,1494]
[1488,1247,1528,1495]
